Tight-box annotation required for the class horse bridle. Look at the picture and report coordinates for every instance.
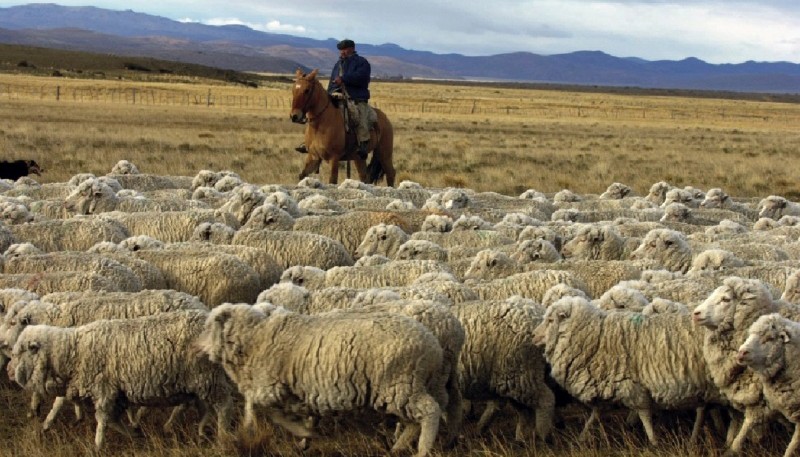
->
[298,78,331,121]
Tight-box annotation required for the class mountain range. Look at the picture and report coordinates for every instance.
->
[1,3,799,93]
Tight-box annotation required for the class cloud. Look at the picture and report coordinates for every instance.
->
[180,16,306,34]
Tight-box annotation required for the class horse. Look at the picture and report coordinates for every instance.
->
[290,69,396,187]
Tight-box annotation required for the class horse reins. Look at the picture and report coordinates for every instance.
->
[300,79,331,121]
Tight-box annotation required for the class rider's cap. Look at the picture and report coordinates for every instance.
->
[337,39,355,50]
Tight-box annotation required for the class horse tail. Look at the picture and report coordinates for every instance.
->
[366,152,385,184]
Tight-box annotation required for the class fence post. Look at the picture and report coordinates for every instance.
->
[207,89,211,107]
[56,86,60,101]
[132,88,136,104]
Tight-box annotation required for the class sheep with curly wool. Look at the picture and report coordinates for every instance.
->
[411,229,515,253]
[0,200,34,225]
[692,276,800,453]
[196,303,445,457]
[466,269,588,303]
[242,203,295,231]
[594,285,650,312]
[324,260,454,289]
[599,182,635,200]
[190,222,235,244]
[533,296,720,445]
[451,298,554,443]
[64,178,206,215]
[264,190,304,218]
[781,270,800,304]
[420,214,454,233]
[233,228,353,270]
[354,223,409,260]
[689,249,747,273]
[11,311,233,448]
[280,266,327,290]
[297,194,346,215]
[293,210,413,257]
[510,239,563,264]
[394,239,449,262]
[737,313,800,457]
[629,228,694,273]
[641,298,690,316]
[109,160,140,175]
[540,283,590,307]
[93,209,238,243]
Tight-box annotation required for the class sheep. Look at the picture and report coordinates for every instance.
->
[354,223,409,259]
[518,225,565,251]
[0,200,34,225]
[691,277,800,453]
[411,230,515,251]
[324,260,454,289]
[107,173,194,192]
[423,188,471,211]
[782,270,800,304]
[64,178,206,215]
[191,170,239,191]
[0,272,124,295]
[540,283,591,307]
[386,199,415,211]
[213,175,243,192]
[297,194,346,215]
[533,296,719,445]
[420,214,454,233]
[190,222,236,244]
[700,188,758,217]
[737,313,800,457]
[599,182,635,200]
[280,266,327,290]
[9,217,129,252]
[232,229,354,270]
[196,303,445,457]
[553,189,582,204]
[11,311,233,449]
[191,186,229,208]
[132,250,262,307]
[0,222,17,253]
[662,188,701,208]
[466,269,589,303]
[353,254,391,267]
[594,285,650,312]
[242,203,296,231]
[395,239,449,262]
[452,214,493,231]
[90,202,224,240]
[110,160,140,175]
[451,299,554,443]
[217,184,265,225]
[561,224,639,261]
[645,181,674,205]
[293,211,413,256]
[510,239,563,263]
[264,190,304,218]
[758,196,800,220]
[629,228,693,273]
[689,249,747,273]
[0,288,38,317]
[1,250,143,293]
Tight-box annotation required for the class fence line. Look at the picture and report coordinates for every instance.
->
[0,82,794,124]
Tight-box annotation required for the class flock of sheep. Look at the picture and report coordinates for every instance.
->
[2,160,800,456]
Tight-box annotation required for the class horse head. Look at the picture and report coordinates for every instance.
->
[290,69,322,124]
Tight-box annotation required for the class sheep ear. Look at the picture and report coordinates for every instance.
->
[557,310,568,319]
[780,330,791,344]
[214,309,231,324]
[20,316,31,326]
[28,341,40,353]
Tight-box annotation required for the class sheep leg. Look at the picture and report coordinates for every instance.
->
[689,405,706,446]
[162,405,187,432]
[267,408,316,438]
[728,411,756,455]
[392,422,419,454]
[783,423,800,457]
[400,392,441,457]
[476,400,503,432]
[242,395,257,434]
[578,407,599,443]
[637,408,658,445]
[726,412,743,447]
[215,396,234,439]
[514,408,536,442]
[535,386,556,443]
[28,391,42,418]
[72,400,83,422]
[42,396,67,431]
[443,383,463,448]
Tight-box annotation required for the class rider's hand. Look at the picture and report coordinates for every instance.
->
[334,76,343,86]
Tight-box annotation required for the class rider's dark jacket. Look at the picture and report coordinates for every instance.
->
[328,52,371,101]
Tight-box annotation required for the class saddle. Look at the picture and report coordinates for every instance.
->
[332,92,378,134]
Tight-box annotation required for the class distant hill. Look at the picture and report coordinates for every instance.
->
[1,3,799,93]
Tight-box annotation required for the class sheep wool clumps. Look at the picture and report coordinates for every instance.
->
[106,173,194,192]
[394,239,449,262]
[420,214,454,233]
[190,222,236,244]
[467,269,589,303]
[451,299,554,443]
[242,203,296,231]
[164,242,283,290]
[737,313,800,457]
[325,260,454,289]
[233,229,354,270]
[132,250,262,307]
[11,311,233,449]
[534,296,718,445]
[280,266,327,290]
[9,218,129,252]
[0,271,123,296]
[63,178,206,215]
[540,283,590,307]
[782,270,800,304]
[630,228,693,273]
[758,195,800,220]
[196,303,445,457]
[561,224,639,261]
[219,184,265,224]
[509,239,563,264]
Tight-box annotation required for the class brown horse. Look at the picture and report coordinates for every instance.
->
[290,69,396,186]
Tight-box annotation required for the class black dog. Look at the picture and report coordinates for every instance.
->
[0,160,43,180]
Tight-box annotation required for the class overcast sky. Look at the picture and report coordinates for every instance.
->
[2,1,799,63]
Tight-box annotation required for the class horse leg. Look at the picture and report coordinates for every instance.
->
[328,158,340,184]
[354,158,368,183]
[299,158,323,181]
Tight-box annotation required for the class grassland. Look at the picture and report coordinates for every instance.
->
[1,71,800,456]
[1,72,799,199]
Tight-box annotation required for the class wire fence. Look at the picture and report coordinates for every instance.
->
[1,80,797,124]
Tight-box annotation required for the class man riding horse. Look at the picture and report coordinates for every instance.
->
[296,39,372,160]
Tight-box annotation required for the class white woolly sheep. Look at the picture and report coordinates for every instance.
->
[641,298,690,316]
[233,229,354,270]
[737,313,800,457]
[9,218,129,252]
[0,200,34,225]
[213,175,243,192]
[218,184,265,224]
[599,182,635,200]
[561,224,639,261]
[692,277,799,454]
[279,266,327,290]
[95,209,239,243]
[190,222,236,244]
[353,254,392,267]
[540,283,591,307]
[533,296,720,445]
[510,239,563,264]
[394,239,449,262]
[297,194,345,215]
[264,190,304,218]
[293,210,413,256]
[196,303,445,457]
[452,214,493,231]
[242,203,295,231]
[782,270,800,304]
[110,160,140,175]
[451,299,555,443]
[629,229,693,273]
[64,178,206,215]
[324,260,454,289]
[354,223,409,259]
[11,312,233,448]
[689,249,747,273]
[467,269,589,303]
[594,285,650,312]
[420,214,454,233]
[758,196,800,220]
[645,181,675,205]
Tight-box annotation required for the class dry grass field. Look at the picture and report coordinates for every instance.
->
[1,72,800,457]
[1,73,799,199]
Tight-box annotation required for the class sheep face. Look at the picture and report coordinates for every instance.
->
[599,182,632,200]
[511,239,561,263]
[692,277,774,331]
[395,240,447,262]
[63,178,115,215]
[463,250,513,281]
[196,304,262,366]
[758,196,789,220]
[10,326,60,395]
[782,272,800,304]
[561,226,613,260]
[420,215,453,233]
[700,188,728,209]
[532,297,595,356]
[630,229,691,273]
[737,313,792,376]
[280,266,325,288]
[355,224,408,259]
[689,249,745,273]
